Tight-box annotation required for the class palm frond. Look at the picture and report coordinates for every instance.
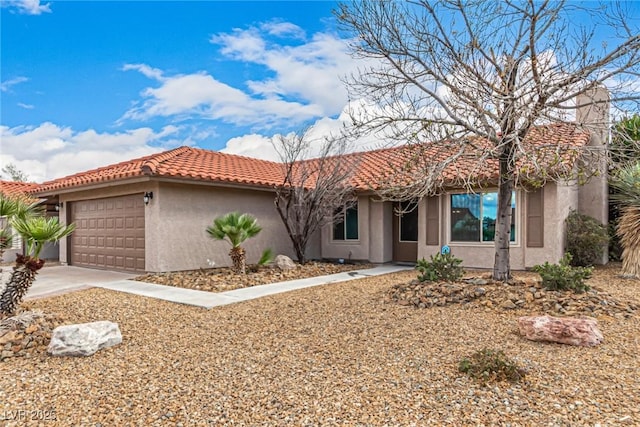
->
[11,217,76,259]
[0,228,13,251]
[206,212,262,248]
[617,207,640,278]
[610,162,640,208]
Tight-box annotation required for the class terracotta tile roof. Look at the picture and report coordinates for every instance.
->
[0,180,40,197]
[34,122,591,195]
[36,147,284,193]
[342,122,591,191]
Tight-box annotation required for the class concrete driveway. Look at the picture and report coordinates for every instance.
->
[0,265,136,300]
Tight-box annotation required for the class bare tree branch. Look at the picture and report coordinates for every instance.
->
[336,0,640,280]
[273,129,358,263]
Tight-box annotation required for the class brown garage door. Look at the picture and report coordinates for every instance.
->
[70,194,145,272]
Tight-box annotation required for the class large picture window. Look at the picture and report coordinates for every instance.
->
[333,204,358,241]
[450,192,516,242]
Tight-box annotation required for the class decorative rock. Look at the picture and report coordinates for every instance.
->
[465,278,488,286]
[48,321,122,357]
[517,315,603,347]
[501,300,517,310]
[387,276,638,318]
[1,311,63,361]
[274,255,297,271]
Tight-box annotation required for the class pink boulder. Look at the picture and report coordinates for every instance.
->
[517,315,603,347]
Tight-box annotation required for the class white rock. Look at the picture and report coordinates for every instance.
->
[275,254,297,271]
[48,321,122,357]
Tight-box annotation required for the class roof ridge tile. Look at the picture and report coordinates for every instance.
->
[141,146,193,175]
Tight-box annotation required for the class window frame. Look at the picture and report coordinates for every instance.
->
[332,203,359,242]
[447,190,520,247]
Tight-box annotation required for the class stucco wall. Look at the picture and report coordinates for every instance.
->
[368,199,393,263]
[149,181,316,272]
[415,184,581,270]
[321,195,371,262]
[523,182,579,268]
[53,179,319,272]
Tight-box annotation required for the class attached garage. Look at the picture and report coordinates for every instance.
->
[69,194,145,272]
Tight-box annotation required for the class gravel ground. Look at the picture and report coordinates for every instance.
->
[134,261,373,293]
[1,265,639,426]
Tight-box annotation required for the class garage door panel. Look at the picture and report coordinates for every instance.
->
[70,194,145,272]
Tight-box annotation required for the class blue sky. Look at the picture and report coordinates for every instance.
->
[2,1,639,183]
[2,0,362,182]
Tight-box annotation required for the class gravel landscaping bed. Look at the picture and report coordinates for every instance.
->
[134,261,373,292]
[1,265,639,425]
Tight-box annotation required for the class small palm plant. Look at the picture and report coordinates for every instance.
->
[610,162,640,279]
[206,212,262,274]
[0,195,75,316]
[0,195,42,260]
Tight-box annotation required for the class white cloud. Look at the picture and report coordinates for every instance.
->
[2,0,51,15]
[121,23,379,131]
[1,76,28,92]
[221,101,394,161]
[17,102,34,109]
[222,134,279,161]
[121,68,323,128]
[213,26,367,116]
[0,123,182,182]
[260,21,306,39]
[121,63,164,81]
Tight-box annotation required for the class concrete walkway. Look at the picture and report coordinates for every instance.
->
[4,265,136,300]
[19,264,411,309]
[94,265,411,309]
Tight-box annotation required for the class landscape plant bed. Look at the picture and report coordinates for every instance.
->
[387,266,638,319]
[0,266,638,425]
[134,261,373,293]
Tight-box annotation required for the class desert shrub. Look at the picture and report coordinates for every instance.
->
[458,348,526,385]
[565,210,609,267]
[532,253,593,293]
[416,252,463,282]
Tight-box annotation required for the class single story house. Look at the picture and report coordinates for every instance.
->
[30,89,609,273]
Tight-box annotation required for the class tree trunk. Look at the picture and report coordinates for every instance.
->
[0,255,45,316]
[294,241,307,265]
[618,207,640,279]
[229,247,246,275]
[493,158,514,281]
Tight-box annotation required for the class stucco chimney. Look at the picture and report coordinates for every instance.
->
[575,84,610,264]
[576,84,610,145]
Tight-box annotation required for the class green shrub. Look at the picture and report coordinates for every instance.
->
[532,253,593,293]
[416,252,463,282]
[258,248,274,266]
[565,210,609,267]
[458,348,526,385]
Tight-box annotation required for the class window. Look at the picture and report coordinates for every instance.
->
[333,204,358,240]
[450,191,516,242]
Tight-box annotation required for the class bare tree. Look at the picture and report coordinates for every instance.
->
[1,163,29,183]
[337,0,640,280]
[273,129,357,264]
